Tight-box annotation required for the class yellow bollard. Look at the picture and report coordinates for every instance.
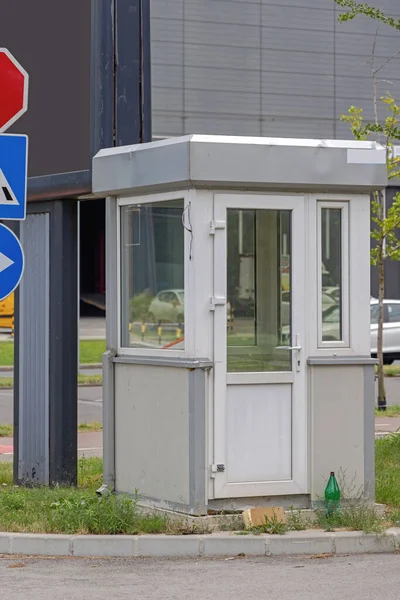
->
[141,322,147,341]
[176,326,182,340]
[158,325,162,344]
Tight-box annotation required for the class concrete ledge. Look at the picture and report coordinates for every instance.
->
[0,530,398,558]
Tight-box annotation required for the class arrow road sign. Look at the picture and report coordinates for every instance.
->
[0,134,28,220]
[0,224,24,301]
[0,48,29,133]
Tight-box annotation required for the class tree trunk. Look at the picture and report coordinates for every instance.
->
[377,233,386,410]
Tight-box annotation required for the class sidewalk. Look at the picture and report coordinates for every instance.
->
[375,416,400,436]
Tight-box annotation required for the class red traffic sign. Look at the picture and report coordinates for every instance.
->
[0,49,29,133]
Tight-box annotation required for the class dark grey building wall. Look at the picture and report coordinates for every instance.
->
[150,0,400,140]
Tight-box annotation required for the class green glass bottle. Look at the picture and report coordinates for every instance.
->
[325,472,340,516]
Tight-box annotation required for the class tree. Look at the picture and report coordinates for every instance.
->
[334,1,400,410]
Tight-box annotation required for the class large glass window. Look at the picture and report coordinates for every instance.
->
[120,200,185,349]
[226,209,291,373]
[319,203,348,345]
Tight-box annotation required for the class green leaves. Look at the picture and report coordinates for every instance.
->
[334,0,400,30]
[342,96,400,266]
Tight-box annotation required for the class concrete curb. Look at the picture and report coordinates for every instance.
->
[0,530,399,558]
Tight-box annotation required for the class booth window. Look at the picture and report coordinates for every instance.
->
[120,200,185,350]
[226,208,292,372]
[318,202,349,346]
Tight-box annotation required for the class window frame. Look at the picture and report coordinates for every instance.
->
[117,190,191,357]
[317,200,350,349]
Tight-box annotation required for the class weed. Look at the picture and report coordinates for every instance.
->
[315,502,385,534]
[253,512,288,535]
[286,507,309,531]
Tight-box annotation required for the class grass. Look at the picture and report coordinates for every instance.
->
[376,433,400,509]
[314,503,385,534]
[0,436,398,535]
[0,339,105,367]
[375,404,400,417]
[375,365,400,377]
[0,422,103,437]
[0,374,102,389]
[0,457,169,534]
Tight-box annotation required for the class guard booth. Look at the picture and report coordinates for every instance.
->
[93,136,387,514]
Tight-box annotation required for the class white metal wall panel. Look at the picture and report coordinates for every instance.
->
[150,0,400,140]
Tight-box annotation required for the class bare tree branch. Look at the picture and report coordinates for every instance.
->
[374,50,400,75]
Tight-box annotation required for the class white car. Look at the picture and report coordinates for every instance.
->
[148,289,184,324]
[370,298,400,364]
[281,298,400,363]
[148,289,231,327]
[281,291,336,327]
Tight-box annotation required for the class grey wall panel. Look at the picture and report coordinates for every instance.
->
[150,0,400,142]
[151,17,183,43]
[261,49,334,76]
[185,116,261,136]
[114,363,190,505]
[335,31,400,57]
[262,26,333,53]
[152,64,184,88]
[186,44,260,70]
[185,66,260,94]
[262,73,334,98]
[261,4,334,31]
[152,113,184,137]
[262,94,334,119]
[185,21,260,47]
[18,213,49,484]
[335,54,400,78]
[151,0,183,19]
[186,0,260,26]
[152,41,184,66]
[153,88,184,112]
[185,89,261,115]
[262,118,335,139]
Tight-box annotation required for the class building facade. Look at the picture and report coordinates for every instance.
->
[150,0,400,297]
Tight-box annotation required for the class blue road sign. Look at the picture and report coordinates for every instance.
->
[0,134,28,220]
[0,224,24,301]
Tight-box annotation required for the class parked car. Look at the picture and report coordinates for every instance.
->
[281,291,337,327]
[370,298,400,364]
[148,289,231,327]
[148,289,184,323]
[317,298,400,364]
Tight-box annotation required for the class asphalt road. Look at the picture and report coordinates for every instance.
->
[0,386,102,425]
[0,554,399,600]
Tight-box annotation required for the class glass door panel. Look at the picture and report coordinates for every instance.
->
[226,209,291,373]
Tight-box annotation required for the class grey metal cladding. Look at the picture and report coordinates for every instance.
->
[150,0,400,141]
[17,213,50,484]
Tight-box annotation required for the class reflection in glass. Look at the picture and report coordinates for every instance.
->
[121,200,185,349]
[227,209,291,373]
[321,208,342,341]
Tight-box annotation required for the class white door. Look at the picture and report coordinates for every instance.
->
[211,194,307,499]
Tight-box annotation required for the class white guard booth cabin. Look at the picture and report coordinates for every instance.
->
[92,136,387,515]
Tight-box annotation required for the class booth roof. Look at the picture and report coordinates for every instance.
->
[92,134,388,197]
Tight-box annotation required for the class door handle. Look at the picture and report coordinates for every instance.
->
[276,345,302,351]
[276,334,302,372]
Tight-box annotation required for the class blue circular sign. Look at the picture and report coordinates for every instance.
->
[0,224,24,301]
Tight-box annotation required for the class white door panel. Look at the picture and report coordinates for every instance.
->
[212,194,307,499]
